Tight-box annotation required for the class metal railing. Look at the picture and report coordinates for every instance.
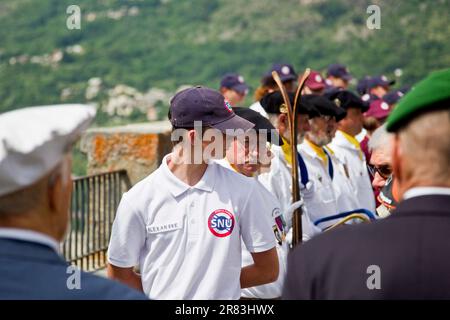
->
[61,170,131,272]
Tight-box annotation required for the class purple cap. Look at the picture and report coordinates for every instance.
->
[327,64,352,81]
[169,86,254,134]
[361,93,379,104]
[364,99,391,120]
[263,63,297,84]
[357,76,372,95]
[367,75,396,89]
[220,73,249,95]
[383,90,404,106]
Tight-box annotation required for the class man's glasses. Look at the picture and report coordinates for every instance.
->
[367,164,392,180]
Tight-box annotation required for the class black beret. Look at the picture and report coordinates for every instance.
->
[232,107,283,146]
[302,95,347,122]
[260,91,318,117]
[324,90,369,112]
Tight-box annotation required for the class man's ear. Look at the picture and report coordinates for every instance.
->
[47,171,61,213]
[188,129,197,146]
[278,113,287,128]
[47,156,72,215]
[225,138,238,163]
[47,159,73,241]
[391,134,403,198]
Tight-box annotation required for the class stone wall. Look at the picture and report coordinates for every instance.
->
[80,121,173,185]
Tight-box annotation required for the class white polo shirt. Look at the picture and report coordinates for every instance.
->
[108,154,276,300]
[215,158,288,299]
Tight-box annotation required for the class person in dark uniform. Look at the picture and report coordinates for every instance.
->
[0,105,147,300]
[283,68,450,299]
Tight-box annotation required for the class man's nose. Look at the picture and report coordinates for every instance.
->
[372,172,386,190]
[248,146,260,163]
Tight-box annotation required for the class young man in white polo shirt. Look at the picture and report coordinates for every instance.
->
[107,86,278,300]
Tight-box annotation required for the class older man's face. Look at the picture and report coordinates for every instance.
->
[369,148,393,191]
[306,115,335,146]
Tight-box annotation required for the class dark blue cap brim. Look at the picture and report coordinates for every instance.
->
[341,74,352,81]
[279,74,297,82]
[212,114,255,135]
[231,83,249,94]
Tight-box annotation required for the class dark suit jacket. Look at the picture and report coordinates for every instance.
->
[283,195,450,299]
[0,238,147,300]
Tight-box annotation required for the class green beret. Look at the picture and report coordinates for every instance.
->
[386,68,450,132]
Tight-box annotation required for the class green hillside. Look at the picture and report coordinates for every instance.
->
[1,0,449,121]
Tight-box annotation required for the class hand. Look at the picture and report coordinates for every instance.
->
[285,199,304,230]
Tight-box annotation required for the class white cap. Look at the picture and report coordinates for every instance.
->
[0,104,96,197]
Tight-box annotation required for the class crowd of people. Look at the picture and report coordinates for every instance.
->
[0,62,449,300]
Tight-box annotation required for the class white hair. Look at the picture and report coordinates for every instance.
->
[267,114,280,128]
[368,124,392,153]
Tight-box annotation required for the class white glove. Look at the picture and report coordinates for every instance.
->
[285,199,304,230]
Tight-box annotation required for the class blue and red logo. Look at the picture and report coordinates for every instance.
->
[224,99,233,113]
[208,209,235,237]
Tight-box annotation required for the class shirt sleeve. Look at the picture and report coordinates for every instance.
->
[107,195,146,268]
[240,181,277,253]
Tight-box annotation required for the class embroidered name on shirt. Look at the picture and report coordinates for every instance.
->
[147,222,180,233]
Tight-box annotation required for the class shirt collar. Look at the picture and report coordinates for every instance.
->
[0,228,60,253]
[403,187,450,200]
[333,130,363,160]
[162,154,216,198]
[339,130,361,149]
[280,137,293,166]
[304,139,328,164]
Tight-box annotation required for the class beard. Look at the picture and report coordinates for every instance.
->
[307,132,332,146]
[297,131,306,144]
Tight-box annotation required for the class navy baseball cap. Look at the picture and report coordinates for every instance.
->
[233,107,283,146]
[357,76,372,95]
[367,75,395,89]
[220,73,249,95]
[361,93,380,104]
[262,63,297,84]
[327,64,352,81]
[383,90,404,106]
[169,86,254,134]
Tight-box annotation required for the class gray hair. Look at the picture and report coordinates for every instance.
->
[267,113,280,129]
[368,124,392,153]
[398,109,450,186]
